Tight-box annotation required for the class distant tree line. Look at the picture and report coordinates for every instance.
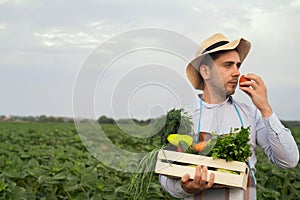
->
[281,120,300,128]
[98,115,116,124]
[97,115,151,126]
[0,115,74,123]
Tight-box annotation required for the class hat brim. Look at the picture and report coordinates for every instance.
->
[186,38,251,90]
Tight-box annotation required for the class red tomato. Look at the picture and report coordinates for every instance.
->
[239,75,251,87]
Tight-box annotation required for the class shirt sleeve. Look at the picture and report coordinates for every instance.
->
[256,112,299,168]
[159,175,194,199]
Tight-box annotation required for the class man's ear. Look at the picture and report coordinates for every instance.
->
[199,64,210,80]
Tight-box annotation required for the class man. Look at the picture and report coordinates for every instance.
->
[159,33,299,199]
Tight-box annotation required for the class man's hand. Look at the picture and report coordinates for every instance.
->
[239,73,273,118]
[180,165,215,194]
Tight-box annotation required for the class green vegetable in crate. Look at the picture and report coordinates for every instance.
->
[200,134,218,155]
[159,109,182,145]
[193,134,218,155]
[216,168,239,175]
[178,140,196,154]
[167,134,193,147]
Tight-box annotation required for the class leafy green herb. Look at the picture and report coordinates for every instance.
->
[208,127,252,162]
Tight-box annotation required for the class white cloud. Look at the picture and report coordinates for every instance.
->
[0,0,9,4]
[34,29,102,49]
[0,23,6,29]
[291,0,300,7]
[89,20,107,30]
[0,0,29,5]
[33,19,133,49]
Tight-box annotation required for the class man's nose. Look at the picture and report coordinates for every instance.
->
[233,65,240,76]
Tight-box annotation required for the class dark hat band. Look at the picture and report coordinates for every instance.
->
[201,40,229,54]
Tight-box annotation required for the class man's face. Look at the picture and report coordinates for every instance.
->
[208,50,241,96]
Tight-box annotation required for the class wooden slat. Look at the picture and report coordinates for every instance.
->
[157,150,247,172]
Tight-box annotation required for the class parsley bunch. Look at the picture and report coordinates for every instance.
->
[209,127,252,162]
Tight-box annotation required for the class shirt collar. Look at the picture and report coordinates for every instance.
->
[199,95,233,109]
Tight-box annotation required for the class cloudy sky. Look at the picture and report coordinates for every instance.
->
[1,0,300,120]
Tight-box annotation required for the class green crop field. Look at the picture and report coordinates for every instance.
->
[0,121,299,199]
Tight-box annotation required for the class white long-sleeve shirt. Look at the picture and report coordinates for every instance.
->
[159,96,299,200]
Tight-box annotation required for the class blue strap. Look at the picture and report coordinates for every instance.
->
[234,103,244,128]
[196,97,203,144]
[233,102,256,185]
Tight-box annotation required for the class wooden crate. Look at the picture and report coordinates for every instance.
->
[155,150,249,190]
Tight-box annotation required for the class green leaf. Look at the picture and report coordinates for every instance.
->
[10,186,27,200]
[0,179,8,192]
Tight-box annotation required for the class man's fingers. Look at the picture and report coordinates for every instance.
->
[206,173,215,188]
[199,166,208,185]
[245,73,264,89]
[239,85,253,95]
[181,173,190,184]
[193,165,202,183]
[180,166,215,194]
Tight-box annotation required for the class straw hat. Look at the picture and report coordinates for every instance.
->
[186,33,251,90]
